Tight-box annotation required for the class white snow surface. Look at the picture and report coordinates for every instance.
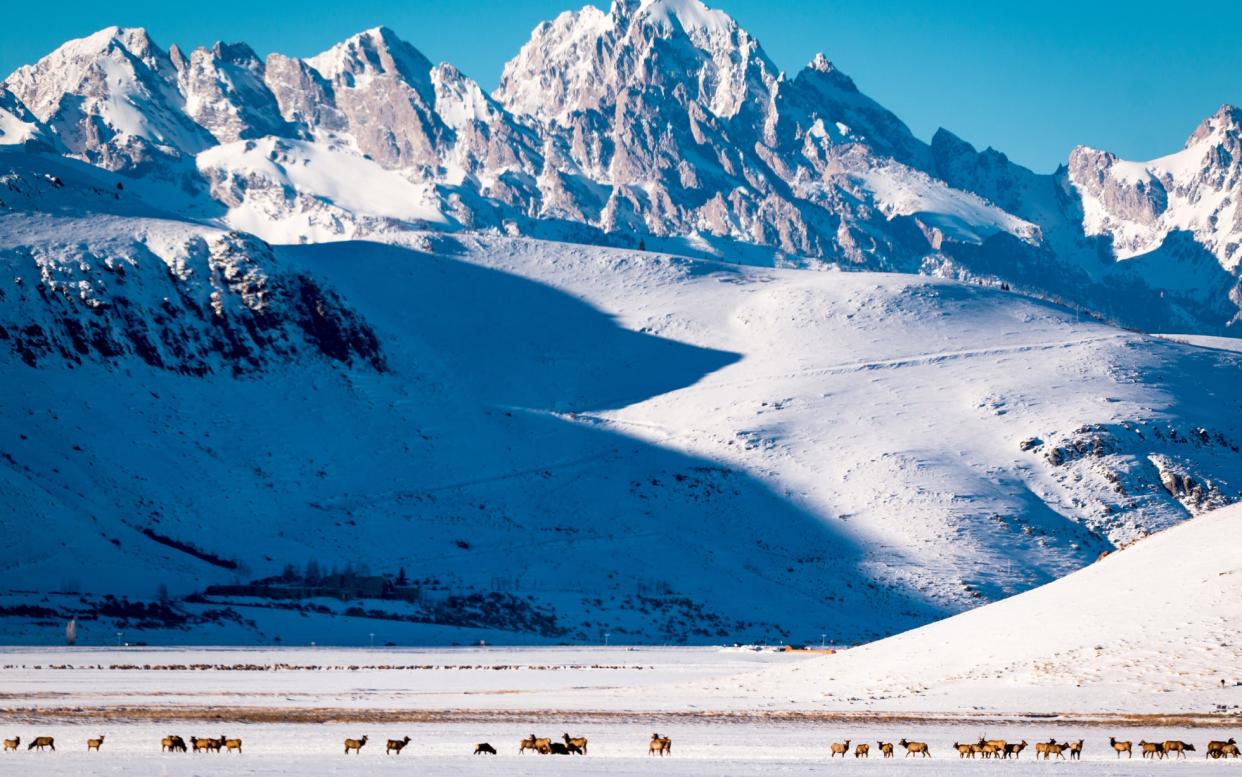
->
[692,502,1242,714]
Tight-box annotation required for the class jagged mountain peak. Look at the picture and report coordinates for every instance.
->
[305,25,432,87]
[1186,103,1242,148]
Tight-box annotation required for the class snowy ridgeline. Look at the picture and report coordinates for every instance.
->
[1,0,1241,335]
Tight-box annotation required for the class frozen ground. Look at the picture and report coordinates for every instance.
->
[0,720,1238,776]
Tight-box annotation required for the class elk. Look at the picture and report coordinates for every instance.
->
[981,737,1007,755]
[876,741,894,758]
[519,735,540,754]
[1040,741,1071,760]
[898,738,930,757]
[854,742,870,758]
[1220,743,1241,759]
[344,735,368,754]
[28,737,55,752]
[1208,738,1238,759]
[162,735,186,752]
[191,736,214,753]
[2,737,17,752]
[474,742,497,755]
[548,742,571,755]
[649,733,672,756]
[953,742,974,758]
[1163,740,1195,758]
[563,733,588,755]
[1110,736,1132,758]
[1139,740,1164,759]
[386,736,411,755]
[1004,740,1028,759]
[830,739,851,757]
[224,737,242,754]
[1067,739,1084,760]
[87,735,105,751]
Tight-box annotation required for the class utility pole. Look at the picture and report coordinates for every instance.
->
[820,633,827,649]
[604,632,611,647]
[369,632,375,649]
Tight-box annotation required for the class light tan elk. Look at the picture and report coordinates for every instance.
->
[1068,739,1084,760]
[899,738,930,757]
[1220,743,1241,759]
[2,737,17,752]
[386,736,411,755]
[953,742,975,759]
[344,735,368,754]
[981,737,1007,756]
[520,735,552,754]
[1042,741,1071,760]
[28,737,55,752]
[1139,740,1164,759]
[224,737,242,754]
[830,739,851,757]
[1004,740,1028,759]
[191,736,215,753]
[1163,740,1195,759]
[87,735,105,751]
[162,735,186,752]
[854,743,870,758]
[876,741,894,758]
[1110,736,1132,758]
[1208,738,1238,759]
[649,733,672,756]
[563,733,588,755]
[474,742,497,755]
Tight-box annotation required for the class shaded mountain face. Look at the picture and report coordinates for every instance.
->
[3,3,1241,334]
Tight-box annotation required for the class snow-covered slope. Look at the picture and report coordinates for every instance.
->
[1,185,1239,644]
[717,502,1242,713]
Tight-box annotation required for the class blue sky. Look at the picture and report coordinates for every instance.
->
[1,0,1237,172]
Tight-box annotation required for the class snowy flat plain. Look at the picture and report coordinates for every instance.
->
[0,720,1237,776]
[2,644,1240,775]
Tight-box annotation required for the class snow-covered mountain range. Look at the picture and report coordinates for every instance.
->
[1,0,1240,645]
[2,0,1241,334]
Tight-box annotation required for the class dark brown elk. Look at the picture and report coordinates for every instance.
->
[474,742,497,755]
[1163,740,1194,759]
[899,738,930,757]
[1004,740,1028,759]
[830,739,851,757]
[877,741,894,758]
[649,733,672,756]
[386,736,411,755]
[563,733,588,755]
[224,738,242,754]
[854,743,870,758]
[28,737,55,752]
[87,735,105,751]
[344,735,368,754]
[2,737,17,752]
[1110,737,1132,758]
[548,742,571,755]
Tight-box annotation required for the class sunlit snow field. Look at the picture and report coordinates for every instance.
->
[1,646,1240,775]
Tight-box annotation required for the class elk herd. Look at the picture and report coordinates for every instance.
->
[3,730,1240,761]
